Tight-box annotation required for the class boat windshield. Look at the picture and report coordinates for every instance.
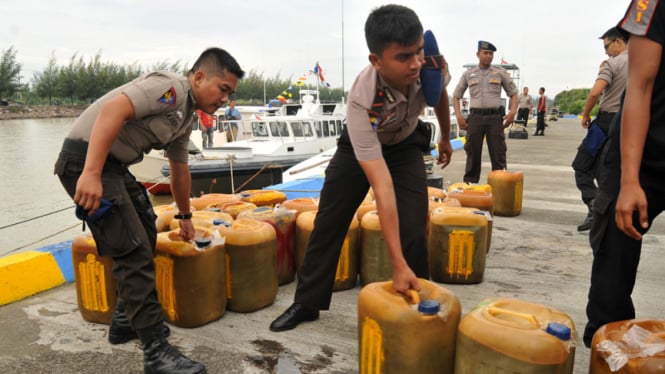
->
[251,122,270,137]
[270,122,290,137]
[291,121,314,137]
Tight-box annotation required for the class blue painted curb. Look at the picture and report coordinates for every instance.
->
[36,240,75,283]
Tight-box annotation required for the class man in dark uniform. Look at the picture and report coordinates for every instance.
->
[269,4,452,332]
[573,27,628,232]
[453,41,518,183]
[584,0,665,348]
[54,48,244,373]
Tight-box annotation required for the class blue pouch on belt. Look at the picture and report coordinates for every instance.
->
[583,121,607,158]
[75,198,113,222]
[421,30,447,106]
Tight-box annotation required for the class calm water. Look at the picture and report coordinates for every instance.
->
[0,118,173,257]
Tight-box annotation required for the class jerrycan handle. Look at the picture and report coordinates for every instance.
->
[485,306,540,328]
[407,290,420,305]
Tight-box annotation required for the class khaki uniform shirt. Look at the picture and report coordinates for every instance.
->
[597,50,628,113]
[67,71,195,164]
[517,94,533,109]
[453,65,518,108]
[346,65,427,161]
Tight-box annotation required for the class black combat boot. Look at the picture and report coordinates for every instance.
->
[109,300,170,345]
[138,323,207,374]
[577,199,595,232]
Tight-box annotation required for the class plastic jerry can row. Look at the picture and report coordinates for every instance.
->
[358,279,575,374]
[72,219,280,328]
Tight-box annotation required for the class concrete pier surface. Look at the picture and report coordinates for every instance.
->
[1,118,664,373]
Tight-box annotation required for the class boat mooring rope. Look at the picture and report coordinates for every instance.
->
[0,205,75,231]
[232,162,279,194]
[1,175,171,256]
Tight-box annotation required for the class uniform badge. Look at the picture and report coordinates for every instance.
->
[158,86,177,105]
[383,87,395,103]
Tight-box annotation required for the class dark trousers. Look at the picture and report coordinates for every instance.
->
[572,113,614,205]
[516,108,530,126]
[535,111,546,135]
[202,127,214,148]
[583,174,665,346]
[463,113,506,183]
[294,127,429,310]
[54,139,163,330]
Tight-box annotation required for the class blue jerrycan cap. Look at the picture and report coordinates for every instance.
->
[212,219,231,226]
[546,322,571,341]
[418,300,440,315]
[195,237,212,249]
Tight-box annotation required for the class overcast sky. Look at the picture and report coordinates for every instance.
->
[2,0,632,99]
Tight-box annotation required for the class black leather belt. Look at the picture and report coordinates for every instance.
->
[598,111,617,117]
[470,108,501,115]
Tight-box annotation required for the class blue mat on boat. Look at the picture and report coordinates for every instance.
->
[268,177,325,200]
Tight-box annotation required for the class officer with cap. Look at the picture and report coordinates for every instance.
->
[453,40,518,183]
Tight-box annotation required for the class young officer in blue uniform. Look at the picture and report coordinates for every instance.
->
[269,4,452,332]
[584,0,665,347]
[54,48,244,373]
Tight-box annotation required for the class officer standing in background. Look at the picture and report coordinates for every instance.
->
[534,87,547,136]
[516,86,532,127]
[453,41,518,183]
[573,27,629,232]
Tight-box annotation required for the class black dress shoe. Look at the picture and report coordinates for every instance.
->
[269,303,319,332]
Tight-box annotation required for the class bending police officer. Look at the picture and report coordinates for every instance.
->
[54,48,244,373]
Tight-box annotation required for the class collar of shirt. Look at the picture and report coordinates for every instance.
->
[375,71,422,106]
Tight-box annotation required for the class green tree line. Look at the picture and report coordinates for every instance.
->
[0,46,345,106]
[553,88,594,116]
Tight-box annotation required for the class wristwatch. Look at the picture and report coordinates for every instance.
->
[174,212,193,220]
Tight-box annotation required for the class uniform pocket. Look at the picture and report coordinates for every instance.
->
[86,194,143,258]
[54,152,85,177]
[469,80,480,97]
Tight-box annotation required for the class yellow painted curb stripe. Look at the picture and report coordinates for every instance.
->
[0,251,66,305]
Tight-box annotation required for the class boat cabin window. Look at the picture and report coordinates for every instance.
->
[335,120,343,134]
[323,121,335,136]
[270,122,290,137]
[322,104,337,114]
[284,105,302,116]
[252,122,269,137]
[303,122,313,136]
[313,121,323,137]
[292,121,313,137]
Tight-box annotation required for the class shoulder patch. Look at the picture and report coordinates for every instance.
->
[158,86,177,105]
[621,0,659,35]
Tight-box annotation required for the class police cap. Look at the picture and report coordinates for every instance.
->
[478,40,497,51]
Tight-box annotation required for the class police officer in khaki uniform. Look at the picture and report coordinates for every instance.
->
[516,86,533,127]
[573,27,629,232]
[54,48,244,374]
[453,41,518,183]
[269,4,452,333]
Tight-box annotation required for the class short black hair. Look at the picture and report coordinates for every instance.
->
[600,27,630,42]
[365,4,423,55]
[189,47,245,80]
[540,87,545,92]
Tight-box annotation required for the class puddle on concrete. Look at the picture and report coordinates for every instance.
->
[38,307,68,317]
[249,339,337,374]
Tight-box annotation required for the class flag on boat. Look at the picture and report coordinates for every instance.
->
[295,74,308,86]
[501,56,508,64]
[313,62,331,87]
[314,62,325,81]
